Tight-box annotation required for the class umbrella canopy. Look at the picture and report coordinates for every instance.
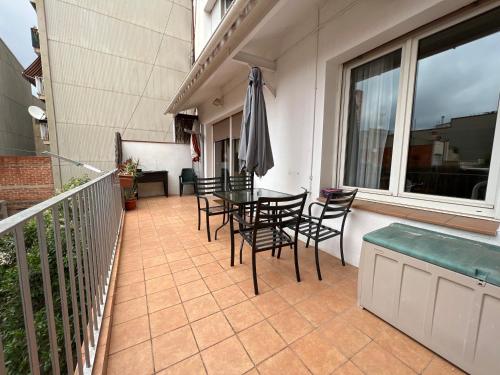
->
[238,67,274,177]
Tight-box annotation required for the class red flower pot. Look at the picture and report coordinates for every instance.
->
[119,174,134,188]
[125,198,137,210]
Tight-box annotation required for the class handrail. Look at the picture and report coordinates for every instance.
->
[0,170,123,374]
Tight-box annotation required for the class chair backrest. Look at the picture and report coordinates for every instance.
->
[229,173,254,191]
[254,193,307,233]
[181,168,196,182]
[194,177,224,196]
[320,189,358,221]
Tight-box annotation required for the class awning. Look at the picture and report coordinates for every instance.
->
[22,56,42,85]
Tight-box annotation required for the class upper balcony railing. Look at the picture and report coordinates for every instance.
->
[0,170,123,374]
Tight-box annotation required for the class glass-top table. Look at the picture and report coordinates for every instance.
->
[214,188,290,206]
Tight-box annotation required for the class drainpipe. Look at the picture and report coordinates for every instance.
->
[308,7,320,196]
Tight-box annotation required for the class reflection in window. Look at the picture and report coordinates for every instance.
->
[406,9,500,200]
[344,49,401,189]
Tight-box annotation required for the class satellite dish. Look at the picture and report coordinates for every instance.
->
[28,106,46,120]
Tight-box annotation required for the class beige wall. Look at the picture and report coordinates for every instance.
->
[37,0,193,186]
[0,39,37,156]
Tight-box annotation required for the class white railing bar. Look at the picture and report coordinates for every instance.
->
[63,200,84,375]
[51,205,74,374]
[14,225,41,375]
[36,213,61,375]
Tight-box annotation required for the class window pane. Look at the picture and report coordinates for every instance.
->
[405,8,500,200]
[344,49,401,189]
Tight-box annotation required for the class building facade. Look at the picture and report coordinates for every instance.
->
[0,38,40,156]
[167,0,500,266]
[34,0,193,186]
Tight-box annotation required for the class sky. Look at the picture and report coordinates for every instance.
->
[0,0,38,68]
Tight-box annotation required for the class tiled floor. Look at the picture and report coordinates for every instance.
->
[105,196,464,375]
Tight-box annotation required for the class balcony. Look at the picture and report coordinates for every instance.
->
[31,27,40,54]
[98,196,464,374]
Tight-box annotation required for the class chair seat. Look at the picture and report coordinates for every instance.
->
[296,217,340,242]
[240,226,293,252]
[200,204,236,215]
[182,181,195,185]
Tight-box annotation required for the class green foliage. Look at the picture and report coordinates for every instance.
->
[0,175,91,374]
[62,175,91,192]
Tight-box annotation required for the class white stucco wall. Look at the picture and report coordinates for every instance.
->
[122,141,193,196]
[196,0,500,266]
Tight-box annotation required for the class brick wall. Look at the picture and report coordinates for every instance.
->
[0,156,54,214]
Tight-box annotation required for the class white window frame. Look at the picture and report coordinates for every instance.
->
[337,5,500,219]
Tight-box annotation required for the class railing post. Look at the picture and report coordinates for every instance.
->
[13,226,41,375]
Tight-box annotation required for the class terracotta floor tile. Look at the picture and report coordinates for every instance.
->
[275,282,315,305]
[192,253,217,266]
[268,308,314,344]
[156,354,207,375]
[109,315,150,354]
[257,348,311,375]
[213,284,248,309]
[166,250,190,262]
[152,325,199,372]
[147,287,181,313]
[291,330,347,375]
[319,288,357,315]
[422,356,465,375]
[211,249,230,260]
[112,296,148,325]
[145,274,175,295]
[341,307,388,339]
[225,265,253,283]
[319,316,371,358]
[251,291,291,318]
[352,342,414,375]
[183,293,221,322]
[223,300,264,332]
[295,294,334,326]
[107,341,154,375]
[191,311,234,349]
[173,267,202,285]
[237,277,272,297]
[178,279,210,301]
[144,263,171,280]
[201,336,254,375]
[187,246,209,257]
[260,270,294,289]
[375,328,433,373]
[197,261,224,277]
[117,270,144,287]
[150,304,188,337]
[238,320,286,364]
[114,282,146,304]
[332,361,364,375]
[143,255,167,268]
[204,272,234,291]
[169,258,196,273]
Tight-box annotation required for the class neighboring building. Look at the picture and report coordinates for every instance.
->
[34,0,193,187]
[0,38,40,156]
[166,0,500,266]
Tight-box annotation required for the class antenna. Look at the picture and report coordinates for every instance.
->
[28,106,46,120]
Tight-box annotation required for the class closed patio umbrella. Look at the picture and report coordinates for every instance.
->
[239,67,274,177]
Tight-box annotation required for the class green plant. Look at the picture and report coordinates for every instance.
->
[120,159,140,201]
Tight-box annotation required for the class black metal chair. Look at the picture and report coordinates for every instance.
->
[195,177,235,242]
[179,168,196,196]
[228,173,254,191]
[230,192,307,295]
[282,189,357,280]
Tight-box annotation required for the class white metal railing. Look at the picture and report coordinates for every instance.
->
[0,170,123,375]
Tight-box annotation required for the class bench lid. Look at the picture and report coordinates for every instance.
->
[363,223,500,287]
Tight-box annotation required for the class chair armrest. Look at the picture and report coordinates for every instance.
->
[308,201,325,217]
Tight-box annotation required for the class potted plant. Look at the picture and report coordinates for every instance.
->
[118,158,138,188]
[119,159,140,210]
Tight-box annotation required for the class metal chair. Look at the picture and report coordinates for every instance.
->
[230,192,307,295]
[282,189,357,280]
[228,173,254,191]
[195,177,235,242]
[179,168,196,196]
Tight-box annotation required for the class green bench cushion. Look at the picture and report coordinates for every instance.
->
[363,223,500,287]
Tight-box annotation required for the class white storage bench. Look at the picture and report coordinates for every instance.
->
[358,223,500,375]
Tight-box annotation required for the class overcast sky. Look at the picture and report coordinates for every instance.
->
[0,0,38,68]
